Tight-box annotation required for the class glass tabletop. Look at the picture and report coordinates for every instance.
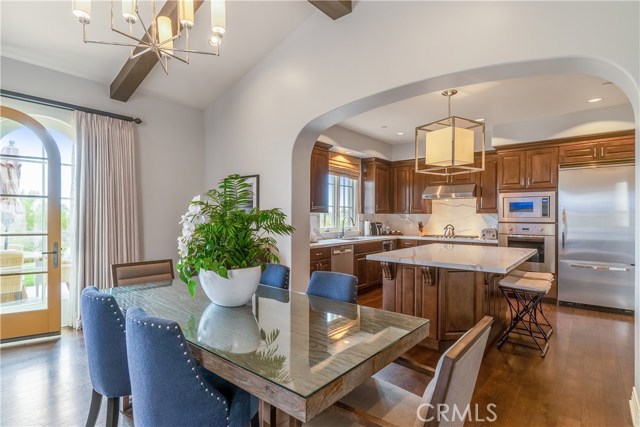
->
[103,280,428,398]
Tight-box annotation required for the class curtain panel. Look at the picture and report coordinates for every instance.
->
[69,111,140,328]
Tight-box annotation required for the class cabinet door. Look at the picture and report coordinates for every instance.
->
[599,138,635,161]
[355,254,368,288]
[526,147,558,189]
[476,155,498,213]
[391,166,410,213]
[410,169,432,213]
[310,262,319,275]
[498,152,526,190]
[559,142,598,165]
[375,164,391,213]
[318,259,331,272]
[450,171,475,184]
[427,173,449,186]
[310,147,329,212]
[367,259,382,287]
[438,270,484,341]
[397,239,418,249]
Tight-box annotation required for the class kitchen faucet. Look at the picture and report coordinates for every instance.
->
[338,216,355,238]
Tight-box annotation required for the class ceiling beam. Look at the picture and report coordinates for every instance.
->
[308,0,352,20]
[110,0,205,102]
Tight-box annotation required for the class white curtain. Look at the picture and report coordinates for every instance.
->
[69,111,140,329]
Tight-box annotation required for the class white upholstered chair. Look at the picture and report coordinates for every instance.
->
[306,316,494,427]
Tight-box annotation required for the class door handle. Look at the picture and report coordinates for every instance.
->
[42,241,59,268]
[568,263,629,272]
[600,146,604,158]
[592,147,597,158]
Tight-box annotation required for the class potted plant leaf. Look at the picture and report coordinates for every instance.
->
[177,174,294,306]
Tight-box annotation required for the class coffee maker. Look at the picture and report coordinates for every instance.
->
[370,222,383,235]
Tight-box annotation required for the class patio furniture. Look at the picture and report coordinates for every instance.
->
[0,250,25,303]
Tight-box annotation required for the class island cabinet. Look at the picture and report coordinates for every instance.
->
[310,142,331,213]
[309,247,331,275]
[390,163,432,214]
[498,147,558,190]
[354,241,383,291]
[362,158,391,214]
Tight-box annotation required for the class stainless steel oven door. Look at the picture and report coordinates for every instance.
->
[498,233,556,273]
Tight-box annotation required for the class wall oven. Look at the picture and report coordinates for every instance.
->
[498,223,556,273]
[499,191,556,223]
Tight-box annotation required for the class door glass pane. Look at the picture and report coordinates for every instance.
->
[1,121,49,314]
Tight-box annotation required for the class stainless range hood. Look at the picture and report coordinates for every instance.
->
[422,184,476,200]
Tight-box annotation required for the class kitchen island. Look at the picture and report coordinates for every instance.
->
[367,244,536,349]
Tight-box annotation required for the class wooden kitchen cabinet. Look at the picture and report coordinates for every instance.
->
[397,239,418,248]
[310,142,331,213]
[362,158,391,213]
[309,247,331,274]
[354,241,383,291]
[438,269,484,341]
[427,171,474,186]
[475,154,498,213]
[498,147,558,190]
[559,135,635,165]
[390,162,432,214]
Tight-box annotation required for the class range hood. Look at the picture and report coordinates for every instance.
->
[422,184,476,200]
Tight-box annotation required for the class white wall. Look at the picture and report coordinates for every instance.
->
[202,1,639,393]
[1,57,205,264]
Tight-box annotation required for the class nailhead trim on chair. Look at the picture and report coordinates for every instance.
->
[129,316,229,417]
[85,295,126,332]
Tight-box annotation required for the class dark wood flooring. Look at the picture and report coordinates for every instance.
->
[0,287,633,427]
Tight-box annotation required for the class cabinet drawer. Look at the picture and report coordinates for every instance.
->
[397,239,418,248]
[310,247,331,261]
[559,142,598,164]
[600,139,634,161]
[355,241,383,255]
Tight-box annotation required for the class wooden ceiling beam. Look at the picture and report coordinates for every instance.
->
[110,0,205,102]
[308,0,352,20]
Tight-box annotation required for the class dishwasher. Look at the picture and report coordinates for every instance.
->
[331,245,354,275]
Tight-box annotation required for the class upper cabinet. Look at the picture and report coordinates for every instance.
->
[362,158,391,213]
[559,135,635,165]
[310,142,331,213]
[475,154,498,213]
[427,171,475,186]
[498,147,558,190]
[390,162,432,214]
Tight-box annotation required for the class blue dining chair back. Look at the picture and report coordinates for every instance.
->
[81,286,131,427]
[307,271,358,304]
[125,307,256,427]
[260,263,290,290]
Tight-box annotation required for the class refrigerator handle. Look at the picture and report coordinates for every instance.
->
[561,207,566,249]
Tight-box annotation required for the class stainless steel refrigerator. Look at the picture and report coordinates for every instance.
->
[558,164,635,312]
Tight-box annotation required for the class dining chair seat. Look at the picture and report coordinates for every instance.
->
[307,271,358,304]
[304,316,494,427]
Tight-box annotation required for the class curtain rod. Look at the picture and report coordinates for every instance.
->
[0,89,143,124]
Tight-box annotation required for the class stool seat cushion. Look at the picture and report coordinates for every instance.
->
[499,275,551,293]
[508,270,554,282]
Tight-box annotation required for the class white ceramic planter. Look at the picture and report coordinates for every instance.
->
[198,266,261,307]
[197,303,261,354]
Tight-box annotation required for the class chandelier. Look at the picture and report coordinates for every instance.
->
[71,0,226,74]
[415,89,485,176]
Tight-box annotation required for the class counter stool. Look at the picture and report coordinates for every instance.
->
[497,273,553,357]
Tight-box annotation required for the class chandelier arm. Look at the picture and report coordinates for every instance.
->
[130,47,153,59]
[110,27,146,44]
[154,50,169,75]
[135,10,155,49]
[83,40,151,49]
[157,34,181,49]
[161,50,189,64]
[163,47,222,56]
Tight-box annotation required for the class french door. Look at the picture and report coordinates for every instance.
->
[0,105,61,340]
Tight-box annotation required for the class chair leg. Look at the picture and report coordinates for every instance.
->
[85,389,102,427]
[106,397,119,427]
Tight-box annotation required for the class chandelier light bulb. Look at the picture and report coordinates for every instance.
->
[179,0,195,28]
[121,0,137,23]
[72,0,91,23]
[209,32,223,47]
[157,16,174,50]
[211,0,226,34]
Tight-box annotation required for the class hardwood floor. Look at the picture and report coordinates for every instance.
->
[0,287,633,427]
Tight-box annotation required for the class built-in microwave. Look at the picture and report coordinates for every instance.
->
[498,191,556,223]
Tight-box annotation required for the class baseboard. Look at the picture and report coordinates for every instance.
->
[631,387,640,427]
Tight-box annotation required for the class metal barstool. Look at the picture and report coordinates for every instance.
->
[497,272,554,356]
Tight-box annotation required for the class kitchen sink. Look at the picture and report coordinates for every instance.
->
[338,236,378,241]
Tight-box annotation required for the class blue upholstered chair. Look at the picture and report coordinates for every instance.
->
[307,271,358,304]
[125,307,257,427]
[260,263,290,290]
[81,286,131,427]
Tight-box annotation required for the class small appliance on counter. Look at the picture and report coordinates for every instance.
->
[481,228,497,240]
[364,220,371,236]
[370,222,383,235]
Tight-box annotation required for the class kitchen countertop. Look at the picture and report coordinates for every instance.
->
[310,235,498,248]
[366,244,536,274]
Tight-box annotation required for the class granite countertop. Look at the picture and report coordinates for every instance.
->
[366,243,536,274]
[310,235,498,248]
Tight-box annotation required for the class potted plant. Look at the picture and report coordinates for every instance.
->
[177,174,294,306]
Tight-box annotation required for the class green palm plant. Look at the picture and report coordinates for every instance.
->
[177,174,295,297]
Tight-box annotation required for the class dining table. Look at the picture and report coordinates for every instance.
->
[103,280,429,426]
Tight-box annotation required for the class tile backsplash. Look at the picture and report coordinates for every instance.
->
[310,199,497,239]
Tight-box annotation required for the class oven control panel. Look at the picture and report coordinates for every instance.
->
[498,223,556,236]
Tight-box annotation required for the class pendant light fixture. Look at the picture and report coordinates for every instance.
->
[415,89,485,176]
[71,0,227,75]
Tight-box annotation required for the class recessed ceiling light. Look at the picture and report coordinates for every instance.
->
[475,118,485,122]
[381,125,388,128]
[396,132,405,136]
[587,97,603,103]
